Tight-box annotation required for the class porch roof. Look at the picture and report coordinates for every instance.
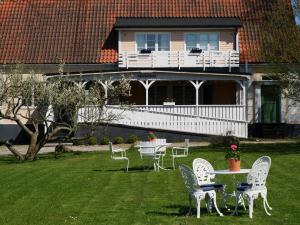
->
[45,70,251,82]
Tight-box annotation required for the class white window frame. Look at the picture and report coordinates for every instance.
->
[184,32,220,51]
[135,32,171,52]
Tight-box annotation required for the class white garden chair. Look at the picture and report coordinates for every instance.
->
[139,141,161,171]
[109,142,129,172]
[179,165,223,218]
[193,158,226,210]
[155,139,167,167]
[234,156,272,218]
[171,139,189,169]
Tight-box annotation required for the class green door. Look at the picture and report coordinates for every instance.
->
[261,85,281,123]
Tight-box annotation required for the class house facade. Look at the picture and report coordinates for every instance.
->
[0,0,299,141]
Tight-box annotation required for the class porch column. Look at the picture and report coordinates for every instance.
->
[189,80,206,106]
[138,80,155,105]
[236,80,247,121]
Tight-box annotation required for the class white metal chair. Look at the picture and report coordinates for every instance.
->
[139,141,161,171]
[179,165,223,218]
[109,142,129,172]
[234,156,272,218]
[172,139,189,169]
[193,158,226,211]
[155,138,167,167]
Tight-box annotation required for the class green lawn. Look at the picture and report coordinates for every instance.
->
[0,143,299,225]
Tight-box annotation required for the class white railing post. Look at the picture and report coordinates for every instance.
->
[229,51,232,72]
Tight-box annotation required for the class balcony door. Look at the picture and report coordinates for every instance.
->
[136,33,170,66]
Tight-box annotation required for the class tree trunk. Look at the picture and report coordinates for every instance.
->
[3,141,24,161]
[25,133,39,160]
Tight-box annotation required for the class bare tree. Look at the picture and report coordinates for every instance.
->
[0,65,131,160]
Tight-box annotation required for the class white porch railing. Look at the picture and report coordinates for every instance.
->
[119,51,239,70]
[78,105,248,138]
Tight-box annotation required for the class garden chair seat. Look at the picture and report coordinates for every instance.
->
[200,183,225,190]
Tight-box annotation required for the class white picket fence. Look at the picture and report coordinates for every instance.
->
[119,50,239,71]
[78,105,248,138]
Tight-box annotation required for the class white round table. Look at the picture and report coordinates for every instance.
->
[211,169,250,175]
[210,169,251,215]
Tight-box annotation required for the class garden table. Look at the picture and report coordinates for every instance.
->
[210,169,250,215]
[136,141,172,171]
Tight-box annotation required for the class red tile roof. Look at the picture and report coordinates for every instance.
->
[0,0,289,64]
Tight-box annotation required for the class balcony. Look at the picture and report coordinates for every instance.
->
[119,50,239,71]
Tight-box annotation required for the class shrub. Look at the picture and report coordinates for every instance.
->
[87,136,98,145]
[209,135,240,147]
[127,135,139,144]
[114,136,124,144]
[100,137,110,145]
[73,138,85,146]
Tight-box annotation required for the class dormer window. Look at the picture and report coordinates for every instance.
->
[185,33,219,51]
[136,33,170,52]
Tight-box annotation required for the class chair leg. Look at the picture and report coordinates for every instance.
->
[264,193,272,210]
[212,192,223,217]
[197,198,201,218]
[188,194,192,216]
[261,192,272,216]
[126,159,129,172]
[248,196,254,219]
[172,157,175,170]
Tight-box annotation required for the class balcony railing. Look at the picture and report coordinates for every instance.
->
[119,50,239,71]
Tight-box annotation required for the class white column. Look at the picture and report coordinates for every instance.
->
[190,80,206,116]
[189,80,206,106]
[138,80,155,106]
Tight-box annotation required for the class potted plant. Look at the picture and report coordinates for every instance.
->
[148,131,157,142]
[163,98,175,106]
[225,143,241,171]
[190,48,202,54]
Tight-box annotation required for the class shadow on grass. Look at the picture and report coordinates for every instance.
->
[146,204,190,217]
[93,166,154,173]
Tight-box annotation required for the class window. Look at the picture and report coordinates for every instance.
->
[185,32,219,51]
[185,34,197,51]
[136,33,170,52]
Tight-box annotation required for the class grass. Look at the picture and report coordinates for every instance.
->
[0,143,299,225]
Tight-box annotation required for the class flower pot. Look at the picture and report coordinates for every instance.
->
[228,159,241,171]
[149,138,156,142]
[163,102,175,106]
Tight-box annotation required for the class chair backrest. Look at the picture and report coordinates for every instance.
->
[179,165,199,193]
[155,138,167,151]
[139,141,157,156]
[247,156,271,191]
[193,158,215,185]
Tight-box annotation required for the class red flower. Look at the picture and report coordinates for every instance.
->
[230,144,238,151]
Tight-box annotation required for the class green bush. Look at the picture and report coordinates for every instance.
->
[87,136,98,145]
[114,136,124,144]
[100,137,110,145]
[73,138,85,146]
[209,135,240,147]
[127,135,139,144]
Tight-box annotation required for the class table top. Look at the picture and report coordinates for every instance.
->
[210,169,251,175]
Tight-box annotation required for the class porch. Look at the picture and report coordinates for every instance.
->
[76,71,249,138]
